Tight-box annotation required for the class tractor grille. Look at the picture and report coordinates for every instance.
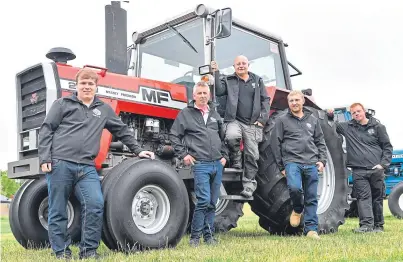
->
[19,65,47,131]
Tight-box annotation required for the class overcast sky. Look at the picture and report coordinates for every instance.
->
[0,0,402,170]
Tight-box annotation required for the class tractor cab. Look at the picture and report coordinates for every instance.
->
[126,4,293,105]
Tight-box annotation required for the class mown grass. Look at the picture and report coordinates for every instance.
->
[1,203,403,262]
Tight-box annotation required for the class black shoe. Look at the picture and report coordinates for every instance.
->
[373,226,384,233]
[232,161,242,169]
[353,226,374,233]
[189,238,200,247]
[204,238,218,246]
[240,188,254,198]
[79,251,100,260]
[55,252,72,260]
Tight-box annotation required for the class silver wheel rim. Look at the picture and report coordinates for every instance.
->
[190,191,229,215]
[131,185,170,234]
[317,148,336,214]
[38,197,75,230]
[398,193,403,211]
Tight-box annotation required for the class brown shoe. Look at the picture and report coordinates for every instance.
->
[290,210,302,227]
[306,231,320,240]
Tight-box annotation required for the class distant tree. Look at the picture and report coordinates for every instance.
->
[1,170,21,198]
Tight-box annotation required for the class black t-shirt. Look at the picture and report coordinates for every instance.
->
[236,77,255,124]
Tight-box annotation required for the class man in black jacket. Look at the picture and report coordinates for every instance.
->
[211,56,270,197]
[170,81,228,247]
[270,90,327,240]
[38,68,154,259]
[327,103,393,233]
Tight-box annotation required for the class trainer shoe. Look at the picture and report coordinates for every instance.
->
[290,210,302,227]
[306,231,320,240]
[240,188,254,198]
[373,226,384,233]
[189,238,200,247]
[353,226,374,233]
[204,238,219,246]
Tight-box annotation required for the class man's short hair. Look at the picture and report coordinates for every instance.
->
[350,103,365,111]
[193,81,210,94]
[287,90,305,100]
[75,68,99,84]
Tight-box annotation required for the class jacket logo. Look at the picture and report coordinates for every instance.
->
[210,117,217,123]
[252,83,256,89]
[306,123,312,128]
[92,108,101,118]
[368,128,375,135]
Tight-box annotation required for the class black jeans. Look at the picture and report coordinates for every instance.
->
[46,159,104,257]
[352,168,384,228]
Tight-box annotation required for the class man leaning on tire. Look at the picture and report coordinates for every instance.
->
[270,90,327,240]
[170,81,229,247]
[327,103,393,233]
[38,68,154,259]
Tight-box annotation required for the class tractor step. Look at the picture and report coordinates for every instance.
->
[219,195,253,201]
[224,168,243,173]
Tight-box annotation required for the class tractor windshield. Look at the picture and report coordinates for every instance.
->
[215,26,286,89]
[138,18,204,84]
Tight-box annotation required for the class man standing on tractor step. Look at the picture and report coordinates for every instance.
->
[211,56,270,198]
[270,90,327,240]
[170,81,229,247]
[327,103,393,233]
[38,68,155,259]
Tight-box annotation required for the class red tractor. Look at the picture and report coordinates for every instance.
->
[7,2,349,252]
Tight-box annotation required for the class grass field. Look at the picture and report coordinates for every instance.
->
[1,203,403,262]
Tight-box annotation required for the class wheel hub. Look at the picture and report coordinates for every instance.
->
[131,185,170,234]
[38,197,74,230]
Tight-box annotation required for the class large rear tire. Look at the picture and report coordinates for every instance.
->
[388,182,403,219]
[13,177,81,248]
[250,108,349,235]
[105,158,189,252]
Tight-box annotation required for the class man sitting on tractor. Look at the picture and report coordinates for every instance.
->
[211,55,271,198]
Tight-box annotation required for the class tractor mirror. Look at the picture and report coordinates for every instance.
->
[301,88,313,96]
[199,65,211,75]
[214,8,232,39]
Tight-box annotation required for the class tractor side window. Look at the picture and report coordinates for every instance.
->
[138,18,204,86]
[215,26,286,89]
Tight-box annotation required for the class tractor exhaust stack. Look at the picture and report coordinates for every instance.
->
[105,1,128,75]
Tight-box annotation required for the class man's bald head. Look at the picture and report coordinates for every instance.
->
[233,55,249,77]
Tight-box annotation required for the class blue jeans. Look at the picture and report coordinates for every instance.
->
[285,162,319,234]
[190,160,223,240]
[46,159,104,256]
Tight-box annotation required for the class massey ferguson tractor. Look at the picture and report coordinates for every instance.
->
[7,2,349,252]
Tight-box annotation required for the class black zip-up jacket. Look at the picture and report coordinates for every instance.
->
[169,101,229,162]
[214,71,271,125]
[38,94,143,166]
[270,108,327,171]
[335,117,393,169]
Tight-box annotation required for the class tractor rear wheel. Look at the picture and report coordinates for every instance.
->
[105,158,189,252]
[388,182,403,219]
[250,108,349,235]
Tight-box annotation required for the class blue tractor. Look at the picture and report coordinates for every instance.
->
[331,107,403,219]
